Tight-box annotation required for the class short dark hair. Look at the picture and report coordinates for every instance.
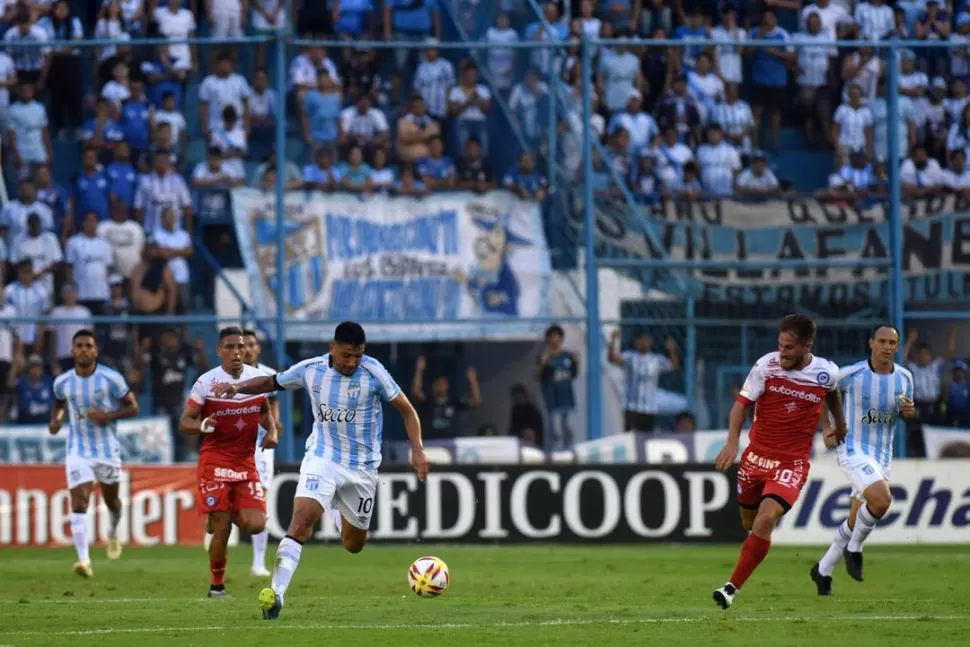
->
[72,329,97,343]
[779,314,816,344]
[545,324,564,340]
[219,326,244,342]
[334,321,366,346]
[242,329,257,337]
[870,323,899,339]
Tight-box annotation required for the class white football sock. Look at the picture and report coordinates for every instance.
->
[271,536,304,599]
[252,530,268,570]
[71,512,90,563]
[818,519,852,577]
[848,504,879,552]
[107,506,122,540]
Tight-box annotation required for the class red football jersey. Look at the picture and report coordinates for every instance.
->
[188,365,268,482]
[737,352,839,462]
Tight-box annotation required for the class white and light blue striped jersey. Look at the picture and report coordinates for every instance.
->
[620,351,674,414]
[253,361,276,449]
[836,360,914,470]
[275,354,401,470]
[53,364,131,462]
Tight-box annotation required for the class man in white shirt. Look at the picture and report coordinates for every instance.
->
[794,12,838,146]
[10,212,61,303]
[199,51,252,139]
[98,200,145,279]
[4,259,47,354]
[735,151,783,197]
[0,177,54,247]
[152,207,192,313]
[945,149,970,193]
[339,94,390,159]
[802,0,850,40]
[153,0,197,71]
[900,145,946,196]
[48,283,92,375]
[0,283,17,421]
[412,41,456,121]
[65,211,114,314]
[191,146,245,220]
[134,150,194,233]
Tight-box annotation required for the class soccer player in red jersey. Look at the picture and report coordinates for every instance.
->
[712,314,849,609]
[179,327,279,598]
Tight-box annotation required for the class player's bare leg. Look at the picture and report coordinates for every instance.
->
[100,481,124,560]
[207,511,233,598]
[341,515,368,554]
[259,497,322,620]
[69,482,95,578]
[714,498,786,609]
[813,498,862,594]
[843,481,892,582]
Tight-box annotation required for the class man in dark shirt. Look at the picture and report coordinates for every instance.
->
[455,137,495,193]
[16,354,53,424]
[411,355,481,439]
[143,329,208,461]
[536,324,579,451]
[509,383,544,448]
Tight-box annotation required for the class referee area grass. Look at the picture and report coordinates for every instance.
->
[0,545,967,646]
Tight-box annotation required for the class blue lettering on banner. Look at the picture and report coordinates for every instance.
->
[326,211,459,259]
[330,278,461,320]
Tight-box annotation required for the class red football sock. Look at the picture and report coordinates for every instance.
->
[729,534,772,589]
[210,559,226,587]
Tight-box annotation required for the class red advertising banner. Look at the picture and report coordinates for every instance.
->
[0,466,201,547]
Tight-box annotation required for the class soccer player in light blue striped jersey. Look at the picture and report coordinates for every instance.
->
[211,321,428,620]
[50,329,140,579]
[811,324,916,595]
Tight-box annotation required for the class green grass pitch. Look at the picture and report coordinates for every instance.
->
[0,545,967,646]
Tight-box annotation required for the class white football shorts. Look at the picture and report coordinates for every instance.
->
[65,456,122,490]
[838,452,889,501]
[294,455,379,530]
[256,448,275,489]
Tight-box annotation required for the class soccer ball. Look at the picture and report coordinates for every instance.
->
[408,556,450,597]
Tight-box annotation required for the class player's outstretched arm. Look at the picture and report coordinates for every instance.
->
[825,389,849,443]
[211,375,278,398]
[715,400,750,472]
[391,392,429,481]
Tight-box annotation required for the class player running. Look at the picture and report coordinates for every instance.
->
[210,321,429,620]
[810,324,915,595]
[712,314,848,609]
[180,326,278,598]
[49,329,140,578]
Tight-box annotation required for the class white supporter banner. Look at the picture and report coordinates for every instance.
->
[0,417,173,464]
[230,189,553,342]
[922,425,970,458]
[774,460,970,545]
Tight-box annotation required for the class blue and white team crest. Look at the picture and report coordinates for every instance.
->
[250,206,325,312]
[464,208,534,317]
[348,382,361,400]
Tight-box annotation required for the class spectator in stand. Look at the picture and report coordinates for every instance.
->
[7,82,52,179]
[802,0,849,41]
[150,121,179,170]
[410,354,481,440]
[503,151,547,200]
[672,6,708,72]
[333,0,376,40]
[946,361,970,428]
[301,147,340,191]
[749,9,794,152]
[142,51,186,110]
[945,149,970,192]
[3,8,49,88]
[0,285,17,423]
[48,284,91,375]
[654,125,694,190]
[448,61,492,154]
[248,67,277,144]
[10,212,61,302]
[338,145,373,193]
[654,75,701,146]
[608,329,679,433]
[107,142,138,218]
[121,81,154,163]
[370,148,395,192]
[95,2,127,63]
[412,40,455,122]
[141,328,208,461]
[99,200,145,279]
[102,60,133,114]
[456,137,495,193]
[833,84,874,163]
[824,149,877,199]
[39,0,83,139]
[397,93,440,164]
[199,51,251,141]
[207,0,245,43]
[251,148,302,188]
[383,0,441,73]
[155,91,188,156]
[904,327,956,454]
[485,12,519,94]
[288,44,339,107]
[637,0,672,36]
[915,1,950,78]
[509,68,549,154]
[900,145,947,196]
[793,12,837,148]
[301,70,342,156]
[416,135,456,190]
[341,46,383,106]
[209,105,248,178]
[251,0,287,69]
[600,39,643,115]
[15,354,51,424]
[100,273,132,372]
[5,259,47,354]
[81,97,125,165]
[608,89,658,154]
[536,324,578,451]
[686,52,724,124]
[394,163,428,196]
[339,93,389,160]
[135,150,194,233]
[697,123,742,197]
[192,147,245,220]
[0,178,53,247]
[0,45,16,135]
[33,165,67,236]
[65,211,114,315]
[68,147,110,241]
[712,84,754,154]
[153,0,197,73]
[674,412,697,433]
[508,383,544,447]
[152,206,192,312]
[925,78,949,161]
[855,0,895,41]
[735,151,783,197]
[129,239,176,346]
[713,5,744,87]
[631,152,662,203]
[842,45,881,105]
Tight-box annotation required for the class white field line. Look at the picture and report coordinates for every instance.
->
[2,614,968,637]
